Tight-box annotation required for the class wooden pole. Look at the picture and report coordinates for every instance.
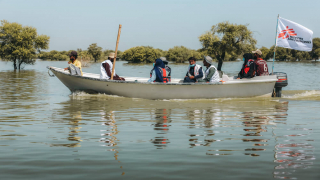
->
[111,24,122,80]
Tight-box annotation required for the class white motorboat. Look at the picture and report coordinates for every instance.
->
[47,66,281,99]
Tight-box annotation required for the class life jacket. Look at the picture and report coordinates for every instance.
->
[100,60,114,79]
[154,67,168,83]
[241,59,255,76]
[205,65,220,83]
[187,64,204,80]
[151,67,170,83]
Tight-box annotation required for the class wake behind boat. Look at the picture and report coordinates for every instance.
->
[47,66,283,100]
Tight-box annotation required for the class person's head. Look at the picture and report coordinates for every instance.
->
[154,59,165,68]
[108,52,115,61]
[160,57,168,65]
[188,57,196,65]
[69,51,78,62]
[203,56,213,67]
[252,49,262,59]
[243,53,253,64]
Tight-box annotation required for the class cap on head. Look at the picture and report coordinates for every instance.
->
[108,52,115,58]
[252,49,262,56]
[204,56,214,65]
[159,57,166,61]
[69,51,77,57]
[159,57,168,64]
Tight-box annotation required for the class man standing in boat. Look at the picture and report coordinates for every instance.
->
[100,53,125,81]
[252,49,269,76]
[183,57,204,83]
[198,56,220,83]
[64,51,83,76]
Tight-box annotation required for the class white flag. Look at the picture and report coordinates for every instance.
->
[276,17,313,51]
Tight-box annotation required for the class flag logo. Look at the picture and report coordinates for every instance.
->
[278,26,297,39]
[276,17,313,51]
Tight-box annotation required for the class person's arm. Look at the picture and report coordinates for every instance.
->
[103,63,112,77]
[148,70,156,82]
[248,62,255,78]
[194,67,203,79]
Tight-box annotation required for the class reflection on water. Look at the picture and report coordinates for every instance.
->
[99,110,125,175]
[0,61,319,180]
[151,109,171,149]
[0,70,49,141]
[273,102,316,179]
[187,109,220,148]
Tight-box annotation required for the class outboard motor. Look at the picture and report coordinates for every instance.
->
[271,72,288,97]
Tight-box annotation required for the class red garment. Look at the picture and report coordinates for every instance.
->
[254,58,269,76]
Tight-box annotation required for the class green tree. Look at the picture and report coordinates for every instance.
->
[0,20,50,69]
[122,46,161,63]
[166,46,202,63]
[295,51,312,61]
[199,21,257,63]
[310,37,320,60]
[260,46,272,60]
[87,43,102,62]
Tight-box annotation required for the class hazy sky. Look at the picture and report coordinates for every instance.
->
[1,0,319,51]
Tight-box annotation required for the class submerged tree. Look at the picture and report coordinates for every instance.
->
[166,46,202,63]
[122,46,161,63]
[0,20,50,70]
[311,37,320,60]
[199,21,256,70]
[87,43,102,62]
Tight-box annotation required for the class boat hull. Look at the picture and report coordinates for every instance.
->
[49,66,277,99]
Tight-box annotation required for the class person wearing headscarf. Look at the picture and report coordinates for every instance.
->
[148,59,168,83]
[150,57,171,82]
[237,53,255,79]
[198,56,220,83]
[183,57,204,83]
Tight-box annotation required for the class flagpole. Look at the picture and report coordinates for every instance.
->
[272,14,279,74]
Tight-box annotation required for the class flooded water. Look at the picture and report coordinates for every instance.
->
[0,60,320,180]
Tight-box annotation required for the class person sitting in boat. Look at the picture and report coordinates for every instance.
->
[100,52,125,81]
[237,53,255,79]
[148,59,168,83]
[183,57,204,83]
[150,57,171,82]
[198,56,220,83]
[64,51,83,76]
[252,49,269,76]
[160,57,171,82]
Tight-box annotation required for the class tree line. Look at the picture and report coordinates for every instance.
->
[1,20,320,70]
[37,45,123,62]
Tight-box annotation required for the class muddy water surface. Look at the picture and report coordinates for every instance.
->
[0,60,319,180]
